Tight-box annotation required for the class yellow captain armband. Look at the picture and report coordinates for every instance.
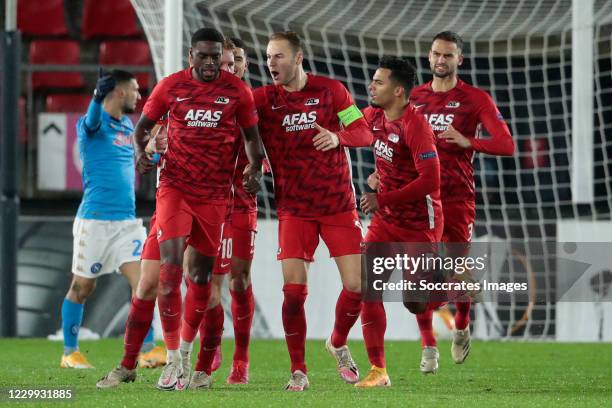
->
[337,104,363,127]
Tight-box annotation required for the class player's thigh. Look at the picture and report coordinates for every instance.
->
[119,261,141,291]
[442,201,475,244]
[334,254,361,293]
[319,210,363,259]
[281,258,309,285]
[136,259,160,300]
[156,186,192,262]
[208,273,225,308]
[277,216,319,262]
[187,201,227,259]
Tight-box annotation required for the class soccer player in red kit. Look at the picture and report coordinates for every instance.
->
[186,37,259,385]
[253,31,375,391]
[358,56,443,387]
[100,28,264,391]
[409,31,514,373]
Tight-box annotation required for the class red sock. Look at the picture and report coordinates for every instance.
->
[230,285,254,363]
[158,263,183,350]
[361,301,387,368]
[331,288,362,348]
[416,309,437,347]
[282,284,307,374]
[195,303,224,374]
[181,277,212,344]
[121,297,155,370]
[454,299,471,330]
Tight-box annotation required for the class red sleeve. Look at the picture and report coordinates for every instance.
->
[470,92,515,156]
[377,111,440,206]
[331,80,373,147]
[235,84,258,129]
[143,77,171,122]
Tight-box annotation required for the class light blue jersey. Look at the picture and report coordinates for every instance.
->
[76,102,136,220]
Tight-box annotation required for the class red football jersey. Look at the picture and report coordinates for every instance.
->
[144,68,258,201]
[363,106,442,231]
[410,79,514,203]
[253,74,366,218]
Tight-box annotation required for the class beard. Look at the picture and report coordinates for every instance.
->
[432,66,454,78]
[369,101,381,108]
[122,103,135,114]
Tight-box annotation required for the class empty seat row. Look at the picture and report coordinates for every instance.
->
[29,40,152,91]
[18,0,141,39]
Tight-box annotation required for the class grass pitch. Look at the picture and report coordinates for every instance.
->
[0,338,610,407]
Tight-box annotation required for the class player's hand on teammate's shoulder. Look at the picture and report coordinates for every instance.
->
[360,192,379,214]
[242,164,263,194]
[312,123,340,151]
[367,171,380,191]
[437,124,472,148]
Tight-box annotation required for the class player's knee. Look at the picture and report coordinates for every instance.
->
[229,269,250,291]
[343,280,361,293]
[136,279,158,300]
[68,278,96,303]
[404,301,427,314]
[208,288,221,309]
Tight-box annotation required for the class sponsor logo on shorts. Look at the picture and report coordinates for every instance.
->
[90,262,102,274]
[220,262,230,268]
[277,247,282,255]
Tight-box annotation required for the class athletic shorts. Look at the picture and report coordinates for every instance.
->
[365,214,443,244]
[141,212,160,261]
[277,210,363,262]
[442,200,475,257]
[155,185,226,257]
[71,217,146,279]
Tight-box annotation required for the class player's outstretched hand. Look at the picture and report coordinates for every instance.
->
[312,123,340,151]
[136,151,156,174]
[93,68,116,103]
[360,192,379,214]
[437,125,472,148]
[243,164,263,194]
[367,171,380,191]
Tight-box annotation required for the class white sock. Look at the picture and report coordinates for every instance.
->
[167,349,181,363]
[180,339,193,353]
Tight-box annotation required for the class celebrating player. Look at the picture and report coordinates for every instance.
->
[409,31,514,373]
[254,31,375,391]
[59,69,162,370]
[190,37,259,385]
[359,56,443,386]
[97,28,264,391]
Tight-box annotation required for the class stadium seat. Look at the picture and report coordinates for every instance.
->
[81,0,142,39]
[99,41,153,89]
[18,0,69,36]
[29,40,84,90]
[45,94,91,113]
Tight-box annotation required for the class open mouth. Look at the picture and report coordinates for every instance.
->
[270,70,280,81]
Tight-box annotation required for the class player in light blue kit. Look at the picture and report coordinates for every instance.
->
[60,69,160,369]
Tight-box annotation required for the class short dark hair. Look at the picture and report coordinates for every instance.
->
[378,56,416,94]
[432,30,464,52]
[191,27,224,46]
[230,37,247,51]
[269,31,302,54]
[110,69,135,85]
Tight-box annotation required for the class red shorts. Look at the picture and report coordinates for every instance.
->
[365,214,443,243]
[442,200,475,258]
[232,211,257,260]
[156,186,226,257]
[142,212,160,261]
[277,210,362,262]
[442,200,475,243]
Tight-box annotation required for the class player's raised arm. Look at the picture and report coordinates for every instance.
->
[82,68,116,133]
[470,94,515,156]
